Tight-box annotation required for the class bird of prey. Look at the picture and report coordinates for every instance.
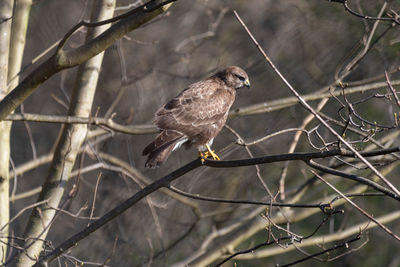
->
[142,66,250,168]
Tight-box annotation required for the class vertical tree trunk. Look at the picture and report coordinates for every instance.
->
[8,0,32,89]
[15,1,116,266]
[0,0,14,262]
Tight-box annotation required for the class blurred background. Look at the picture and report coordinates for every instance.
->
[8,0,400,266]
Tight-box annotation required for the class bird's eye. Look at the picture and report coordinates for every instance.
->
[235,74,245,82]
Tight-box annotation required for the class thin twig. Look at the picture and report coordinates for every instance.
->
[313,171,400,241]
[167,185,328,209]
[385,71,400,107]
[279,235,361,267]
[88,173,103,226]
[340,0,399,25]
[233,9,400,198]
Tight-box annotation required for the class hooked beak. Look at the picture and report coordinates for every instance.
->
[243,79,250,88]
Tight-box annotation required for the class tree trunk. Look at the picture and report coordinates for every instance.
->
[0,0,15,262]
[15,1,116,266]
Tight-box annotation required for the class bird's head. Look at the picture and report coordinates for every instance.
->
[220,66,250,90]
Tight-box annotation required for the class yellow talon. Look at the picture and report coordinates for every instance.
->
[199,151,205,163]
[199,144,221,162]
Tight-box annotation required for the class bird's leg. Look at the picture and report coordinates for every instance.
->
[203,144,220,161]
[199,144,221,163]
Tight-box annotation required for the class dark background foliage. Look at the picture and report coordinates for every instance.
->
[8,0,400,266]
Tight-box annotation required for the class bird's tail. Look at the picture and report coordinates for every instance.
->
[142,130,184,168]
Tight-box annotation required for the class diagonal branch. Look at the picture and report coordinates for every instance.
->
[0,0,175,120]
[306,160,399,201]
[233,9,400,198]
[32,144,400,265]
[339,0,400,25]
[33,159,202,266]
[230,210,400,261]
[314,171,400,241]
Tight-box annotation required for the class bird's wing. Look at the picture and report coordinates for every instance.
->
[155,78,235,134]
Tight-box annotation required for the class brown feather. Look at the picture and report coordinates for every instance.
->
[143,66,249,168]
[144,144,176,168]
[142,130,183,156]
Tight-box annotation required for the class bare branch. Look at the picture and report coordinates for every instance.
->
[314,171,400,241]
[385,71,400,108]
[16,1,118,265]
[6,113,158,134]
[0,0,175,120]
[233,9,400,198]
[231,210,400,261]
[337,0,400,25]
[33,159,202,266]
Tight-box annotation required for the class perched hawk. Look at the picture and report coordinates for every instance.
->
[142,66,250,168]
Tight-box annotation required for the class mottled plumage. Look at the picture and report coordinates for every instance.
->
[143,66,250,168]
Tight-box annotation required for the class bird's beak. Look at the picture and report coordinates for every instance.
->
[243,79,250,88]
